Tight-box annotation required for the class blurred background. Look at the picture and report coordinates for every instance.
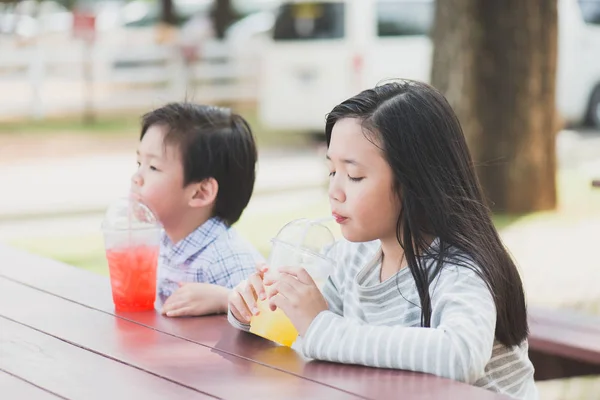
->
[0,0,599,397]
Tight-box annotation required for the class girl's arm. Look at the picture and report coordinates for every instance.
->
[300,267,496,384]
[317,240,347,315]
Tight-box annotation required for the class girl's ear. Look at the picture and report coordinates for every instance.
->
[188,178,218,208]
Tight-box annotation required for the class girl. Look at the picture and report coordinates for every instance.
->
[228,81,537,399]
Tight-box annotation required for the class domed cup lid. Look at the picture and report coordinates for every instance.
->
[101,197,160,231]
[271,217,336,263]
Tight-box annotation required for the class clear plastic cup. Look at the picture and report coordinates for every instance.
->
[101,198,161,312]
[249,218,336,346]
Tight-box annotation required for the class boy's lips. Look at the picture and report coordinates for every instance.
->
[332,213,348,224]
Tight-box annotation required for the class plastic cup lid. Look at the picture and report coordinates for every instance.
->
[271,218,336,261]
[101,197,160,231]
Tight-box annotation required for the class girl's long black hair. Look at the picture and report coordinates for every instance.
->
[325,81,528,346]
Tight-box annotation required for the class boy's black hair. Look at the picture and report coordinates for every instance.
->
[140,103,257,226]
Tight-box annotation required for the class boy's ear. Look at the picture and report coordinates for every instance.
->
[188,178,218,208]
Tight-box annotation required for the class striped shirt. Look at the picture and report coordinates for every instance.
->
[229,239,538,399]
[155,217,264,309]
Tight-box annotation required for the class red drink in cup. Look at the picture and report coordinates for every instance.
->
[105,245,158,311]
[102,198,161,312]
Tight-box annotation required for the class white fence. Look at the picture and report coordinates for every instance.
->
[0,31,260,120]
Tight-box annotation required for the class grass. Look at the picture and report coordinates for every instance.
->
[3,108,598,278]
[7,166,599,276]
[9,233,109,276]
[0,104,315,150]
[492,167,600,229]
[7,196,334,277]
[0,104,318,272]
[0,114,139,136]
[235,104,317,149]
[235,197,336,257]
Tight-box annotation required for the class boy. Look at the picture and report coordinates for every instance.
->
[131,102,264,317]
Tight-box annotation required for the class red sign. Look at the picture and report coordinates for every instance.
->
[73,12,96,42]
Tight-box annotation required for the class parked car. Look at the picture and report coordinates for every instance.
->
[0,0,72,38]
[258,0,600,132]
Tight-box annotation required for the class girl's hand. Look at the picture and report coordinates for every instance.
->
[228,263,268,324]
[266,265,328,336]
[161,282,229,317]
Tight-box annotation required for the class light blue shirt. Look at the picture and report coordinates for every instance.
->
[155,217,264,309]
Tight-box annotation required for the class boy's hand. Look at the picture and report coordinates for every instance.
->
[161,282,230,317]
[228,263,268,324]
[266,265,328,336]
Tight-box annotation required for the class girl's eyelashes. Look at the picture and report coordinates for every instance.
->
[329,171,363,182]
[348,176,364,182]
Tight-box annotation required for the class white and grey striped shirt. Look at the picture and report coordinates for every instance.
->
[229,239,537,399]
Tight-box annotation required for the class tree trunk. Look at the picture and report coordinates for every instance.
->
[211,0,237,40]
[160,0,176,25]
[431,0,558,214]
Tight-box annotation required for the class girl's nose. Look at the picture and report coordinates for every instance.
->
[328,178,346,203]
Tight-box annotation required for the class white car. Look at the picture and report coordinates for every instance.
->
[0,0,73,38]
[258,0,600,132]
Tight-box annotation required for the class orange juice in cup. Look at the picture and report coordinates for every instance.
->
[250,218,336,347]
[102,198,161,312]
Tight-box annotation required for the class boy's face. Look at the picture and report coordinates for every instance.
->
[131,125,192,228]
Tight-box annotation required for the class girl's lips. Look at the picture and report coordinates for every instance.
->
[129,192,142,202]
[332,213,348,224]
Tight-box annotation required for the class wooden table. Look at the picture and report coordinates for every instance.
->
[528,306,600,380]
[0,246,510,399]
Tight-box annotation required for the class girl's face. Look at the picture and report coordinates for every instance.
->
[327,118,402,243]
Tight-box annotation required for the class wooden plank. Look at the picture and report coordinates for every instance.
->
[124,314,508,400]
[0,246,509,400]
[0,245,126,310]
[0,370,62,400]
[528,328,600,365]
[529,306,600,334]
[528,306,600,380]
[0,277,362,400]
[528,307,600,365]
[529,350,600,381]
[0,317,212,400]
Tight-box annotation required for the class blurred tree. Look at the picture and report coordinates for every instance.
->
[160,0,177,25]
[211,0,237,39]
[0,0,91,10]
[63,0,77,9]
[431,0,558,214]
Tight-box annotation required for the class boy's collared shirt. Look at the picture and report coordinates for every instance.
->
[155,217,263,309]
